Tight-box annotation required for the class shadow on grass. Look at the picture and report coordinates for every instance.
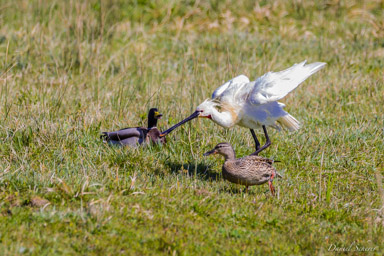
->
[164,161,221,181]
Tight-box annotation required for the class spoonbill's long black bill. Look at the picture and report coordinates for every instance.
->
[160,111,200,137]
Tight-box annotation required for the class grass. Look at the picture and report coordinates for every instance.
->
[0,0,383,254]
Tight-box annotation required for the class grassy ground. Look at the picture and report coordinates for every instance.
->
[1,0,383,255]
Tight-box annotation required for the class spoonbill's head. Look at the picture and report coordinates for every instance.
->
[196,99,219,119]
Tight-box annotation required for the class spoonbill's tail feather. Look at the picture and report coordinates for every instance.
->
[278,114,300,132]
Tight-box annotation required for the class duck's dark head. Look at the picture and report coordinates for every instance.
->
[148,108,163,128]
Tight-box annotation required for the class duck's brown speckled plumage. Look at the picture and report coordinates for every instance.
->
[222,155,276,186]
[204,142,280,194]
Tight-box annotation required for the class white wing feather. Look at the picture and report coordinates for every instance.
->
[249,61,326,105]
[212,75,250,99]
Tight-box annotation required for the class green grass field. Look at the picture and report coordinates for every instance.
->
[1,0,383,254]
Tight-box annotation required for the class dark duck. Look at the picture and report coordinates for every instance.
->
[101,108,166,147]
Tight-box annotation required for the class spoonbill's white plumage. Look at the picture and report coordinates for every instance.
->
[161,60,326,154]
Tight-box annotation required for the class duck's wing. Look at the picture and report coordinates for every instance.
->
[248,61,326,105]
[212,75,250,99]
[245,155,275,165]
[226,158,275,182]
[107,136,142,147]
[102,127,145,141]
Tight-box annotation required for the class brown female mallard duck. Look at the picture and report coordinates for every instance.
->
[204,142,281,194]
[101,108,166,147]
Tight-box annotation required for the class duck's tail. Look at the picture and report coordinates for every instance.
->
[277,113,300,132]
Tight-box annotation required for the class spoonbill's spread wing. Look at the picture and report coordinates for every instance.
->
[212,75,250,99]
[248,61,326,105]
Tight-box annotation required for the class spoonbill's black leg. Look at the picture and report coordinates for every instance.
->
[251,125,271,155]
[250,129,260,151]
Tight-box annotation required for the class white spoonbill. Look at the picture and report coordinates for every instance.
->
[161,60,326,155]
